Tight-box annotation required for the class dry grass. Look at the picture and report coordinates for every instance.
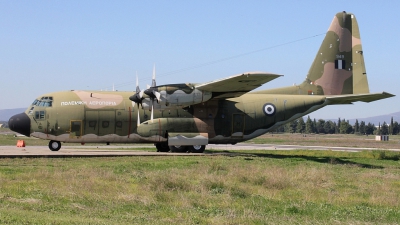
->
[2,153,399,224]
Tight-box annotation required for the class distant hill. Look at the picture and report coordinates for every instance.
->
[0,108,26,121]
[348,111,400,125]
[308,111,400,125]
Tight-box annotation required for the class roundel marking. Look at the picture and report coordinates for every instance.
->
[263,103,276,116]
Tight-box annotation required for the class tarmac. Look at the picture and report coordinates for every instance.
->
[0,143,399,158]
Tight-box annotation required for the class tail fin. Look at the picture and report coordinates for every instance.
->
[304,11,369,95]
[260,12,370,96]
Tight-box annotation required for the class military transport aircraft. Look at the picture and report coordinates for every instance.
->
[8,12,394,153]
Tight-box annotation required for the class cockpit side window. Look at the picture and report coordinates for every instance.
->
[35,111,46,120]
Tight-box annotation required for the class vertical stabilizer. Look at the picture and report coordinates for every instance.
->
[304,11,369,95]
[259,12,370,96]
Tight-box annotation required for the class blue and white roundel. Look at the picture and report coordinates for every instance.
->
[263,103,276,116]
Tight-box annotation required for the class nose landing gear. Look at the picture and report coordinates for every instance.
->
[49,140,61,151]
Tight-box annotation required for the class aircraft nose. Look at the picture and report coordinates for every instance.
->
[8,113,31,137]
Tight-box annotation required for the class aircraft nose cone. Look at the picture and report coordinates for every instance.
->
[8,113,31,137]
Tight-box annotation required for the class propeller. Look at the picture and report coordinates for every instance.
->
[129,73,144,126]
[143,65,160,121]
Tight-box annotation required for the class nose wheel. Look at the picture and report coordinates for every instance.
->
[49,140,61,151]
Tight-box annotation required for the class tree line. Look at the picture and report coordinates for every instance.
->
[272,116,400,135]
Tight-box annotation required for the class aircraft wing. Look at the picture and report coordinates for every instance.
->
[196,72,282,98]
[326,92,395,105]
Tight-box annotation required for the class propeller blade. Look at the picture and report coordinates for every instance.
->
[152,64,156,87]
[150,100,154,121]
[130,72,144,104]
[154,91,161,102]
[137,103,140,126]
[139,90,144,99]
[135,73,141,93]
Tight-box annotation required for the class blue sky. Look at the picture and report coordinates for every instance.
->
[1,1,399,120]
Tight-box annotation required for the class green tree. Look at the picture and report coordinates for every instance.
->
[365,122,375,135]
[296,117,305,133]
[354,119,359,134]
[316,119,325,134]
[389,117,394,135]
[285,120,297,133]
[340,120,353,134]
[313,119,317,133]
[377,122,381,135]
[305,116,313,134]
[393,121,399,135]
[323,120,335,134]
[381,122,389,135]
[359,121,366,134]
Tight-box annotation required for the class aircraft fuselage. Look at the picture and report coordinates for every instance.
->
[15,90,326,146]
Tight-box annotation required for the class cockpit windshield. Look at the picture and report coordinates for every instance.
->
[31,96,53,107]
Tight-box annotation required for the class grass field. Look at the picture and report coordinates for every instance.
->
[0,130,400,224]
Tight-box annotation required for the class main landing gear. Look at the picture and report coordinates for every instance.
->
[49,140,61,151]
[155,143,206,153]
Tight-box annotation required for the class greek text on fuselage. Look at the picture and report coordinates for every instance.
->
[61,101,117,106]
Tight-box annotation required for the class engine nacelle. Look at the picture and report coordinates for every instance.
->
[140,84,212,110]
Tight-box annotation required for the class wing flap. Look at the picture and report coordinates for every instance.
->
[326,92,395,105]
[196,72,282,98]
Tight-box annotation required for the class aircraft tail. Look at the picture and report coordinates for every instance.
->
[260,12,373,96]
[303,11,368,95]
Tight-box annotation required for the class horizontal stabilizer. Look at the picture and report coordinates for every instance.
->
[196,72,282,98]
[326,92,395,105]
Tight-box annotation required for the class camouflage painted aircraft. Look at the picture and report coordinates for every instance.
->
[8,12,394,152]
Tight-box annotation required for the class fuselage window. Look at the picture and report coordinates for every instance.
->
[89,121,97,127]
[32,99,38,105]
[102,121,110,128]
[116,121,122,128]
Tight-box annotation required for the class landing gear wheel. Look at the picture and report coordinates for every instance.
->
[155,142,170,152]
[169,145,188,152]
[188,145,205,153]
[49,140,61,151]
